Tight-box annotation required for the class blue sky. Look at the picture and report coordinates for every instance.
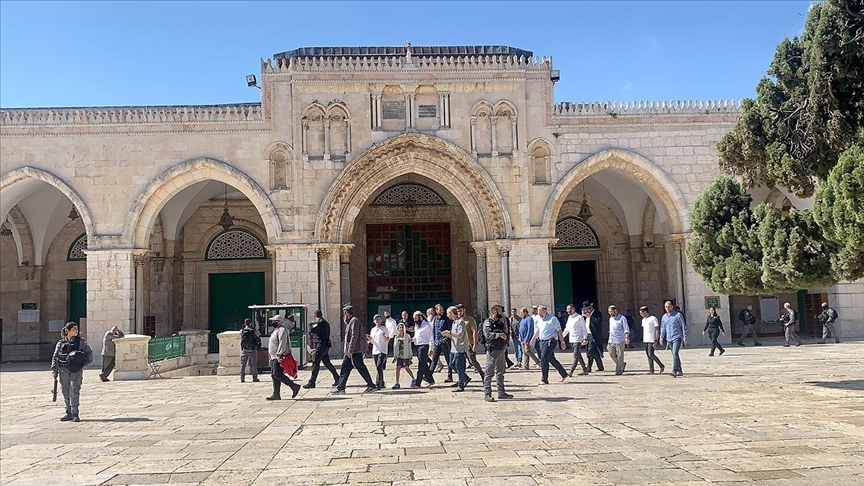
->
[0,1,813,108]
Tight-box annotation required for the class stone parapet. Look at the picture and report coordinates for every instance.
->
[179,329,210,365]
[0,103,263,127]
[217,331,242,376]
[113,334,151,381]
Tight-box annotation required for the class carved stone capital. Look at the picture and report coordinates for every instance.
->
[496,243,512,257]
[337,244,355,263]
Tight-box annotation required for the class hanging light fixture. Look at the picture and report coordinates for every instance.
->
[68,207,79,221]
[0,220,12,237]
[578,181,592,221]
[780,198,792,217]
[217,183,235,231]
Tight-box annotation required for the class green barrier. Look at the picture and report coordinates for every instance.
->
[148,335,187,361]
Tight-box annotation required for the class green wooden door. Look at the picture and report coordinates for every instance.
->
[208,272,265,353]
[68,279,87,325]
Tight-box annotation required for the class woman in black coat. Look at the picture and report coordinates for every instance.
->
[702,307,726,356]
[584,306,605,372]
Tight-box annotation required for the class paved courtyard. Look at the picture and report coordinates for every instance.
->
[2,339,863,486]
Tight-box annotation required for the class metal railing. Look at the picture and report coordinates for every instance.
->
[147,335,187,361]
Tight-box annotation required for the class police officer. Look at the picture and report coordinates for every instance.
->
[817,302,840,344]
[303,309,340,389]
[51,322,93,422]
[482,305,513,402]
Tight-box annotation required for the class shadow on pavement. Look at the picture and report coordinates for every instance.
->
[805,379,864,391]
[83,417,153,423]
[518,396,581,403]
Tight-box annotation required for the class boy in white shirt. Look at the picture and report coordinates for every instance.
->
[368,315,390,390]
[639,306,665,374]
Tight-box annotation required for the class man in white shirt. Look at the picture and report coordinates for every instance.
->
[639,306,665,374]
[607,305,631,375]
[562,304,588,377]
[368,315,390,390]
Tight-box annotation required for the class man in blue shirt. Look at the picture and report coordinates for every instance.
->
[431,304,453,383]
[660,301,688,377]
[530,305,568,384]
[518,308,541,370]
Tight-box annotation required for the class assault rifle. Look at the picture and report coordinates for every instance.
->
[52,374,58,402]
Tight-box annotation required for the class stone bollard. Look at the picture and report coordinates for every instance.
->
[180,329,210,365]
[113,334,151,380]
[217,331,242,376]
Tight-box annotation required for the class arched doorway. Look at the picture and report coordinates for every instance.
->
[125,158,280,352]
[0,167,95,361]
[316,133,512,322]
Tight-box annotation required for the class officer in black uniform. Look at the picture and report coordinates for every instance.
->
[51,322,93,422]
[303,309,340,388]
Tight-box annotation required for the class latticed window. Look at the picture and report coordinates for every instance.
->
[554,218,600,249]
[372,184,446,206]
[67,233,87,261]
[205,229,267,260]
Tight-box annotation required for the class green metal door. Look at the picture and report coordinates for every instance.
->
[552,262,573,315]
[208,272,265,353]
[68,279,87,325]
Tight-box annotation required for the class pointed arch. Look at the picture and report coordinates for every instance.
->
[542,148,687,234]
[315,133,512,243]
[125,157,283,248]
[0,166,96,239]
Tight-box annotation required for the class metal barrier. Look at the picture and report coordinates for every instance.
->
[147,335,187,361]
[208,333,220,354]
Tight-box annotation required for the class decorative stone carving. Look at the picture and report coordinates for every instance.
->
[205,230,267,260]
[67,233,87,261]
[372,184,445,206]
[554,218,600,248]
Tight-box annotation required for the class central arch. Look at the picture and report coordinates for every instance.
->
[316,133,511,243]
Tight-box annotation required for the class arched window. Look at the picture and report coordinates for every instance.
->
[554,217,600,249]
[269,145,291,190]
[531,146,550,184]
[67,233,87,261]
[205,229,267,260]
[372,183,446,206]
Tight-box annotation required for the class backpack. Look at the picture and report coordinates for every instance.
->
[478,318,491,346]
[240,327,259,350]
[828,308,839,321]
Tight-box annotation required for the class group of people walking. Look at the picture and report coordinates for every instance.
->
[50,296,844,419]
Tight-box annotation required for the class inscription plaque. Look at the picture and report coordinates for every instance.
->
[418,105,437,118]
[382,101,406,120]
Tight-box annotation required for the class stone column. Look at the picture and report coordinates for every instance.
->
[375,94,383,130]
[511,117,518,151]
[338,245,353,346]
[323,118,331,160]
[316,247,330,314]
[491,115,499,157]
[134,253,146,335]
[345,119,352,154]
[470,117,477,157]
[217,330,241,376]
[301,121,309,158]
[471,242,488,318]
[268,243,320,306]
[444,93,451,127]
[497,243,512,314]
[113,334,151,380]
[84,249,137,363]
[439,92,446,128]
[405,93,415,129]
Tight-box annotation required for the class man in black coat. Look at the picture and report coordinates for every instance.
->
[303,309,340,389]
[584,302,605,372]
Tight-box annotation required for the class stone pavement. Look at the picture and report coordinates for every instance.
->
[2,340,863,486]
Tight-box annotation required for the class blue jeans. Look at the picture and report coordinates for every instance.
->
[669,338,683,374]
[448,352,468,388]
[511,337,522,362]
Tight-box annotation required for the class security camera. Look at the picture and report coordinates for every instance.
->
[246,74,259,88]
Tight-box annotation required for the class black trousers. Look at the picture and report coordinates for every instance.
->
[539,339,567,382]
[588,353,604,372]
[569,343,587,373]
[467,348,485,378]
[644,343,664,372]
[270,359,297,396]
[336,352,375,390]
[307,347,339,386]
[374,353,387,387]
[415,345,435,386]
[708,330,725,355]
[431,341,453,378]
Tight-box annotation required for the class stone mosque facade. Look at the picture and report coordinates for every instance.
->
[1,45,861,362]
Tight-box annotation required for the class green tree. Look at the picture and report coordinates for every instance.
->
[813,143,864,279]
[686,177,765,295]
[689,0,864,294]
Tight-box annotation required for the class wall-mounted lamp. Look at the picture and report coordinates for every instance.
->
[246,74,261,89]
[68,208,79,221]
